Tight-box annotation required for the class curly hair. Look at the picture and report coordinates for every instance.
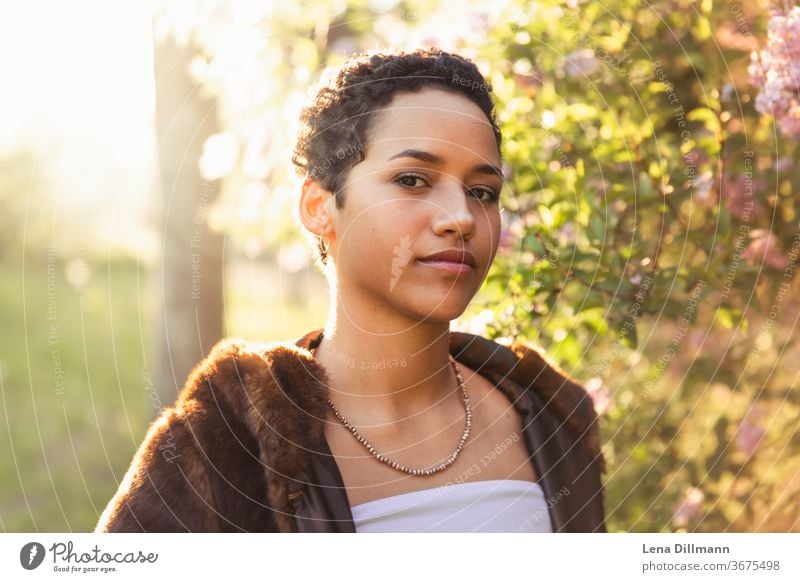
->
[291,47,502,211]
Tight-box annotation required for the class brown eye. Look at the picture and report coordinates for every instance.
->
[393,173,428,189]
[468,186,500,203]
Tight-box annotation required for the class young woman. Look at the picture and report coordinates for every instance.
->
[96,47,606,533]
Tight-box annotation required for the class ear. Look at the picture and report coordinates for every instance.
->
[298,178,335,240]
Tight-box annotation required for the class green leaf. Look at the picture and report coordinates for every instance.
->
[537,204,554,227]
[575,290,607,313]
[567,103,598,121]
[691,16,712,41]
[588,213,606,243]
[687,107,721,134]
[617,316,638,349]
[523,234,545,255]
[579,307,610,334]
[714,304,741,330]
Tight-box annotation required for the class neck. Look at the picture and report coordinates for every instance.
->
[313,290,459,425]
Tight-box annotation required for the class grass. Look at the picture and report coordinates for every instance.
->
[0,252,327,531]
[0,253,152,531]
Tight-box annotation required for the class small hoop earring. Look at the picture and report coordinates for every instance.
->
[317,234,329,265]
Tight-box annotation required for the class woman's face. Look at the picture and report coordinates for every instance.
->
[324,86,503,324]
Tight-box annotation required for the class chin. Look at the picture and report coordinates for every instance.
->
[407,291,474,322]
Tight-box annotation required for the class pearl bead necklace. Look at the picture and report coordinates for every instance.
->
[315,343,472,476]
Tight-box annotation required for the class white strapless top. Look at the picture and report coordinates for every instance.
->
[350,479,552,533]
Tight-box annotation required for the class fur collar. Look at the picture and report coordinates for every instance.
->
[98,328,603,532]
[189,329,603,530]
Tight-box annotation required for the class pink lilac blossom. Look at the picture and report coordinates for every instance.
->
[564,48,600,77]
[693,171,716,209]
[734,406,767,456]
[749,4,800,137]
[775,156,794,172]
[557,221,577,246]
[723,173,765,220]
[672,486,705,528]
[498,215,524,254]
[741,229,789,269]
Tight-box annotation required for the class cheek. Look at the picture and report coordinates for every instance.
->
[337,204,416,266]
[481,210,503,251]
[492,214,502,242]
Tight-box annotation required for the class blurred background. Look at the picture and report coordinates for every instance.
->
[0,0,798,532]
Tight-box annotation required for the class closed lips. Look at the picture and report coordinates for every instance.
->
[418,250,476,267]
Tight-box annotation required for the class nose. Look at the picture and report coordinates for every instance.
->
[431,179,476,240]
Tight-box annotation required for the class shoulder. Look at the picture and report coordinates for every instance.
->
[507,336,605,472]
[177,337,327,419]
[178,337,309,401]
[96,337,327,532]
[450,331,605,473]
[176,338,327,446]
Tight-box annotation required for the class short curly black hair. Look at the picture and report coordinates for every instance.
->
[291,47,502,210]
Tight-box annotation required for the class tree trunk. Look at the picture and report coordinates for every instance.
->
[151,29,224,407]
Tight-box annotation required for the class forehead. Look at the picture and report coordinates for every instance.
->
[365,87,499,161]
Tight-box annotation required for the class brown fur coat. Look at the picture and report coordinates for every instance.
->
[96,329,606,532]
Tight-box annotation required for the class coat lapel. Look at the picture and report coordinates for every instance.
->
[286,328,355,532]
[448,331,606,531]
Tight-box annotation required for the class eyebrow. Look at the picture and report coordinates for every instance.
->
[387,148,503,180]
